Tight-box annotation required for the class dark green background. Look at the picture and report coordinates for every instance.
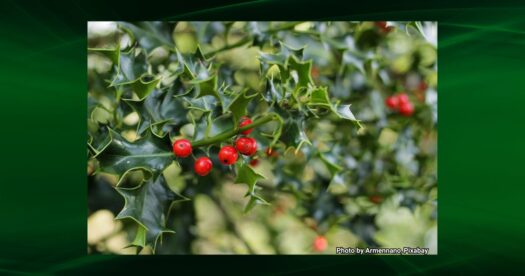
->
[1,0,524,274]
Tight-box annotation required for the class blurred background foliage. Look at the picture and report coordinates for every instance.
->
[88,21,437,254]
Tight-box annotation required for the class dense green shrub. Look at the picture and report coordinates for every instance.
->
[88,21,437,254]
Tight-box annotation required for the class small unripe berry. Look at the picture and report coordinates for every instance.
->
[385,96,399,109]
[265,147,278,157]
[173,139,192,158]
[313,235,328,252]
[399,102,414,117]
[235,137,257,156]
[194,157,213,176]
[239,116,253,135]
[218,145,238,165]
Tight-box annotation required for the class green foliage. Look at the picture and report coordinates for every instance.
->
[88,21,437,254]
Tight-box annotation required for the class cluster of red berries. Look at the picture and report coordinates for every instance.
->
[172,116,258,176]
[385,93,414,117]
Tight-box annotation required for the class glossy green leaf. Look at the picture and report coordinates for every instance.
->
[308,87,363,129]
[87,120,111,156]
[263,79,284,102]
[244,193,270,213]
[110,48,149,86]
[95,128,173,177]
[280,119,311,152]
[116,173,187,252]
[118,21,175,52]
[287,55,313,88]
[192,113,233,143]
[208,114,234,137]
[226,89,257,125]
[176,46,210,79]
[127,76,161,100]
[309,86,331,107]
[335,104,363,129]
[235,164,268,212]
[192,75,221,103]
[124,89,188,137]
[88,46,120,65]
[89,45,159,101]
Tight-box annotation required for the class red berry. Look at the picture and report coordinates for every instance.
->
[173,139,192,158]
[399,102,414,117]
[218,145,238,165]
[385,96,399,109]
[249,159,259,167]
[239,116,253,135]
[313,235,328,252]
[375,22,393,33]
[375,21,387,29]
[397,93,410,105]
[194,157,213,176]
[235,137,257,156]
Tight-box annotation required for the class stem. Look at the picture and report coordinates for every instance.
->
[192,113,278,148]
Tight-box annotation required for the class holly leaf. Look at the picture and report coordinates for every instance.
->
[110,48,149,86]
[118,21,175,52]
[259,51,287,66]
[244,193,270,213]
[89,46,159,100]
[280,119,311,152]
[192,113,233,143]
[95,128,173,177]
[235,164,268,212]
[287,55,313,88]
[192,112,212,142]
[124,89,188,137]
[308,87,363,129]
[263,78,284,103]
[309,86,331,107]
[184,94,219,113]
[209,114,234,137]
[123,76,161,101]
[318,152,343,176]
[176,46,211,79]
[88,46,120,65]
[192,75,221,104]
[87,120,111,156]
[335,104,363,129]
[259,42,305,65]
[116,173,187,252]
[225,89,257,125]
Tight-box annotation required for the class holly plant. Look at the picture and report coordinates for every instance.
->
[88,21,437,254]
